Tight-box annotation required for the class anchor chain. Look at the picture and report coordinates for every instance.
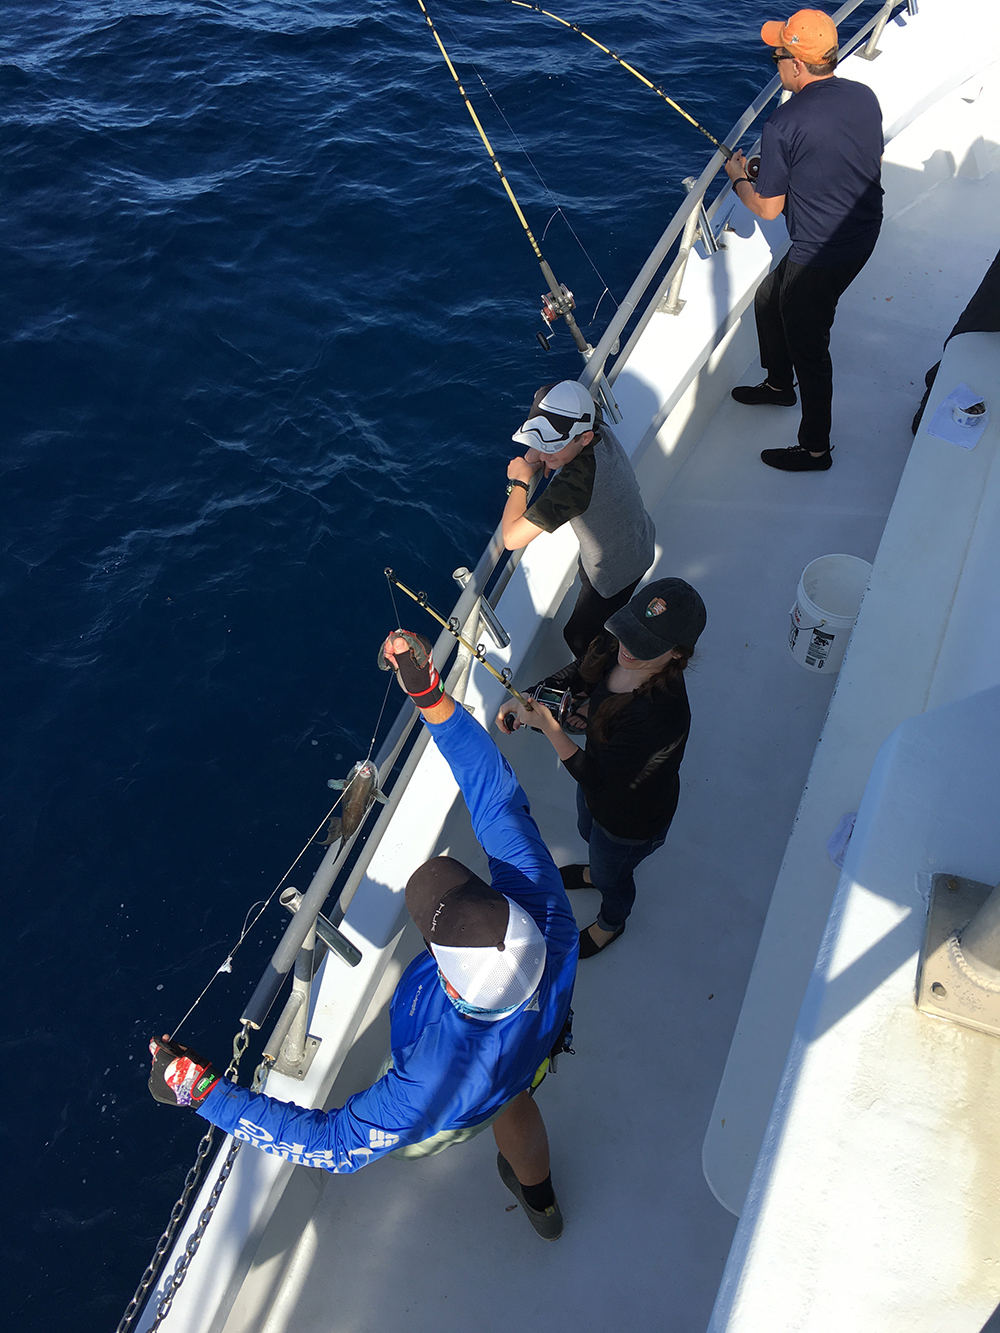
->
[116,1025,264,1333]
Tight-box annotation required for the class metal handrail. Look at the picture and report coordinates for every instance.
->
[581,0,910,390]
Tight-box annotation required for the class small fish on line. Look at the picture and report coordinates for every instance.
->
[319,758,387,846]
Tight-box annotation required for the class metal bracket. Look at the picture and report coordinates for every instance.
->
[273,1034,322,1080]
[915,874,1000,1038]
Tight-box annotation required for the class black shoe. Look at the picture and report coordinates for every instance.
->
[497,1154,564,1241]
[579,922,626,959]
[732,380,797,407]
[760,445,832,471]
[559,864,590,891]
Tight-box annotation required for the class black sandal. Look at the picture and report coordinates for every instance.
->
[578,922,625,959]
[559,864,591,891]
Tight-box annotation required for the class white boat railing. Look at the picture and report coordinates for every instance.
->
[582,0,916,395]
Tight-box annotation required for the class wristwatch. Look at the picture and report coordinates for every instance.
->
[506,478,530,497]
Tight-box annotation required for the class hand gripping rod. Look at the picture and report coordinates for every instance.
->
[385,569,529,706]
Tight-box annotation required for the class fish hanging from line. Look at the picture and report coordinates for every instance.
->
[319,758,387,846]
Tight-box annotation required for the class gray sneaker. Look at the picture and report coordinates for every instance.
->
[496,1153,564,1241]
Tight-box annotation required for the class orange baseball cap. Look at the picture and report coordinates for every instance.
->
[761,10,838,63]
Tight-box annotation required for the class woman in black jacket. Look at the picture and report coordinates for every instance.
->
[497,578,705,958]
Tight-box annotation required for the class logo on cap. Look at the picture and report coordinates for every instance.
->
[645,597,667,618]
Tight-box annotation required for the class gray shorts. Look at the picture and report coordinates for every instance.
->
[377,1054,549,1161]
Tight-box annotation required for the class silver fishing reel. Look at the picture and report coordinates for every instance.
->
[527,683,574,725]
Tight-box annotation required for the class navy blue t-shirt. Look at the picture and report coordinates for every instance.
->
[755,77,883,267]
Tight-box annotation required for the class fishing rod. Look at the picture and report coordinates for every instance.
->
[385,568,531,706]
[414,0,590,354]
[505,1,735,160]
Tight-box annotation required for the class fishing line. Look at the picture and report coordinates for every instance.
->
[471,69,618,322]
[365,673,396,762]
[171,665,401,1035]
[435,11,620,320]
[169,789,348,1039]
[172,671,402,1036]
[414,0,590,353]
[504,1,735,160]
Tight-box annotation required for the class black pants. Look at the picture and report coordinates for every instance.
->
[563,562,641,660]
[755,247,874,452]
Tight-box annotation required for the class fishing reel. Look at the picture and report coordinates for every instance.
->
[537,283,577,351]
[746,155,761,181]
[504,682,574,734]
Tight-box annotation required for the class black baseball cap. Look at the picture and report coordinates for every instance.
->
[605,578,706,661]
[405,856,509,947]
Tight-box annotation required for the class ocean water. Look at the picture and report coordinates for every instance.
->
[1,2,881,1326]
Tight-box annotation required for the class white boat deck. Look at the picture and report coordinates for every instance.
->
[213,96,1000,1333]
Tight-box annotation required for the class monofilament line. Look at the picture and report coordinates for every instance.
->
[170,786,350,1039]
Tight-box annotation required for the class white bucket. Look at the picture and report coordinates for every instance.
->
[789,554,872,674]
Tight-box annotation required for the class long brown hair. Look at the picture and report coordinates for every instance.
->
[580,634,693,744]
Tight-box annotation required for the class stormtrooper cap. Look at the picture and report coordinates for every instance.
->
[511,380,597,454]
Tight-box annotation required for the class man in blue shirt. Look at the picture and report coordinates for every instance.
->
[726,10,883,471]
[149,632,578,1241]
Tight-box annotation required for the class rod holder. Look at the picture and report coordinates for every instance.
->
[452,568,511,649]
[280,888,362,968]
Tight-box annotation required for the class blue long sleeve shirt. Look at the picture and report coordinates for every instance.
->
[197,704,578,1172]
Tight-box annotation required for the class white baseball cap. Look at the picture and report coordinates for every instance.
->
[511,380,597,454]
[433,898,546,1019]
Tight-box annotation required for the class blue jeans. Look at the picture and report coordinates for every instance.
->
[576,786,667,933]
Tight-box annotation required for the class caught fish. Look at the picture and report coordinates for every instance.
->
[320,758,386,846]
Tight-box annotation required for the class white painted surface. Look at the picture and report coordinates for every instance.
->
[710,686,1000,1333]
[703,45,1000,1209]
[704,323,1000,1218]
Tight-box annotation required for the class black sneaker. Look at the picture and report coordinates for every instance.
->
[760,445,833,472]
[732,380,797,407]
[497,1154,564,1241]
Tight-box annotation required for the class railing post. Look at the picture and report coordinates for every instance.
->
[274,919,319,1078]
[916,874,1000,1038]
[658,178,717,317]
[858,0,894,60]
[957,883,1000,983]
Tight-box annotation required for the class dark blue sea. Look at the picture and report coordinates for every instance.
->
[1,2,883,1326]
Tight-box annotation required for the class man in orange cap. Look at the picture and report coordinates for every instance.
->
[726,10,883,471]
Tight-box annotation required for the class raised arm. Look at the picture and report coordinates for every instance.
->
[379,632,557,884]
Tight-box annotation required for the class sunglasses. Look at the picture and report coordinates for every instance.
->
[771,50,796,64]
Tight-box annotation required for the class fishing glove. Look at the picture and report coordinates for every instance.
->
[148,1035,221,1109]
[378,630,445,710]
